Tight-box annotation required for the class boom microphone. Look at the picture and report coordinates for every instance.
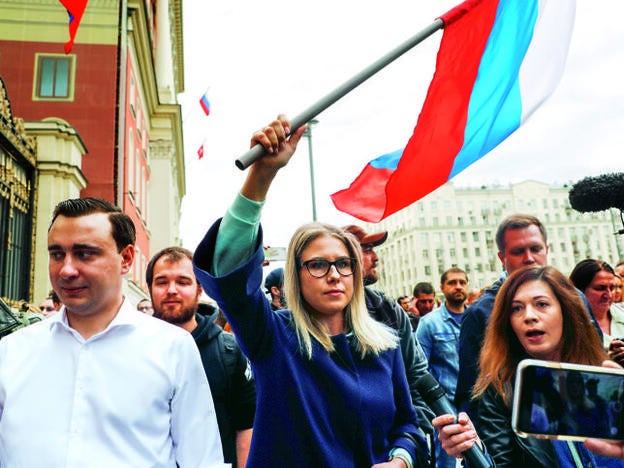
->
[568,173,624,213]
[416,373,492,468]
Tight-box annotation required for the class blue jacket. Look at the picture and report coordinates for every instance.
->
[417,304,461,402]
[193,220,427,467]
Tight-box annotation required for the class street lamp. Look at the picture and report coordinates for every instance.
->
[303,119,319,222]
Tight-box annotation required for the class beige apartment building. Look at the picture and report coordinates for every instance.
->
[365,180,624,299]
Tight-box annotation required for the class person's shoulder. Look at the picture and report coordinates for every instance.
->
[425,307,446,320]
[364,287,403,313]
[467,287,498,315]
[610,305,624,331]
[417,310,440,329]
[219,329,241,350]
[1,316,50,344]
[612,303,624,319]
[364,286,383,304]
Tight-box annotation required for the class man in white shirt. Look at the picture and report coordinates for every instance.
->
[0,197,224,467]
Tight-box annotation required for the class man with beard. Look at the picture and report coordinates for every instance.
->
[416,267,468,468]
[147,246,256,468]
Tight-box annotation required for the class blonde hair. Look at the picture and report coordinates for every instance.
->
[285,222,398,359]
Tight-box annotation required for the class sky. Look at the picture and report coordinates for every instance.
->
[178,0,623,252]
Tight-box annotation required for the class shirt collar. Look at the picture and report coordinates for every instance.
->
[49,297,138,339]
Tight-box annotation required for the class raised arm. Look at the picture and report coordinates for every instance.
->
[208,116,307,277]
[241,115,307,203]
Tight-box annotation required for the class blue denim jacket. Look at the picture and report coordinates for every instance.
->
[416,304,461,401]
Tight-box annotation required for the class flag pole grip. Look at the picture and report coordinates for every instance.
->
[235,18,444,170]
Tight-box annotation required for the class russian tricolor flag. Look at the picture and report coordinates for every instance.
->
[58,0,89,54]
[331,0,575,222]
[199,92,211,116]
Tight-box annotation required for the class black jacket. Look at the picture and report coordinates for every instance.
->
[365,287,435,434]
[455,276,504,417]
[478,385,558,467]
[192,304,256,465]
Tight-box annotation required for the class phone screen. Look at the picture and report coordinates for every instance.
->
[513,359,624,441]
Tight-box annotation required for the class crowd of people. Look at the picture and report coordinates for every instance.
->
[1,114,624,467]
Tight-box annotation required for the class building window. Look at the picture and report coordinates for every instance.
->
[130,76,136,116]
[127,136,135,198]
[34,54,75,100]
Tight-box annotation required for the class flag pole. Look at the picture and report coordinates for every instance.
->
[235,18,444,170]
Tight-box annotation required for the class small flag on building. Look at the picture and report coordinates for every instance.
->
[199,91,211,116]
[58,0,89,53]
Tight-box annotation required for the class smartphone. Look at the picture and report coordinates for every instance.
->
[512,359,624,442]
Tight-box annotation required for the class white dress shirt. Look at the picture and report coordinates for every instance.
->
[0,298,225,467]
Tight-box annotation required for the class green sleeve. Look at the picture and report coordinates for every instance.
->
[212,192,264,276]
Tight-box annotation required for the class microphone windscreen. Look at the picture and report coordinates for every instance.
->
[568,173,624,213]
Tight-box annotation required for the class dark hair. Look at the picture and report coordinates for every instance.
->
[397,295,410,304]
[48,289,61,307]
[474,266,606,403]
[441,267,467,285]
[146,246,194,290]
[413,282,434,297]
[495,214,547,253]
[50,198,136,252]
[569,259,615,292]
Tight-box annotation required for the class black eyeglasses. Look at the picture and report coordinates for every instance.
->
[300,257,356,278]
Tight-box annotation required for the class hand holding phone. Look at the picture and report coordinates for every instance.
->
[512,359,624,442]
[609,339,624,366]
